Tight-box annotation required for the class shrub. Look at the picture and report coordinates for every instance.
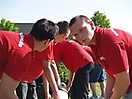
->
[58,62,70,84]
[0,18,19,32]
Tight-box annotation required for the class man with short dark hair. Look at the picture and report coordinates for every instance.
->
[0,18,59,99]
[69,15,132,99]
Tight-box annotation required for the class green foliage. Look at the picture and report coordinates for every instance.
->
[58,62,70,84]
[0,18,19,32]
[91,11,111,28]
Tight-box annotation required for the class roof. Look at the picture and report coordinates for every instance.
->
[15,23,34,33]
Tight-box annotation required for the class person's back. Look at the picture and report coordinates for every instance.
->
[54,40,93,72]
[54,39,94,99]
[0,30,34,80]
[0,30,32,57]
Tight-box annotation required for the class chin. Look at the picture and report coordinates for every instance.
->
[37,49,44,52]
[84,43,88,46]
[83,41,88,46]
[37,50,42,52]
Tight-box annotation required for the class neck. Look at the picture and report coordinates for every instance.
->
[90,35,96,45]
[33,37,39,51]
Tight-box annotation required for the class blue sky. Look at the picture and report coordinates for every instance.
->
[0,0,132,32]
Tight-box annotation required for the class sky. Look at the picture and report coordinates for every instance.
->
[0,0,132,32]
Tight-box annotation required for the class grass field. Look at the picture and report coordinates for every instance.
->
[95,82,102,96]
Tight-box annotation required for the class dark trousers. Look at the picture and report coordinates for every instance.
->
[71,62,94,99]
[16,81,38,99]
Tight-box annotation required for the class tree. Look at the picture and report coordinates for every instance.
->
[91,11,111,28]
[0,18,19,32]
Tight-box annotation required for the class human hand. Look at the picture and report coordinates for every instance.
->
[52,92,61,99]
[56,78,61,87]
[45,94,51,99]
[52,90,68,99]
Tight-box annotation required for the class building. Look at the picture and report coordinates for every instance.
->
[15,23,34,33]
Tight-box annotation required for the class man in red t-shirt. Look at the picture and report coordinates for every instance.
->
[16,41,55,99]
[69,34,105,99]
[69,15,132,99]
[50,21,94,99]
[54,40,94,99]
[0,18,59,99]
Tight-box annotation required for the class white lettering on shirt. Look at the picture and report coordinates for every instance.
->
[100,56,106,60]
[18,33,24,47]
[110,28,119,36]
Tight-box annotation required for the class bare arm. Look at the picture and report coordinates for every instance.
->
[0,73,19,99]
[110,70,130,99]
[43,60,61,99]
[105,73,115,99]
[67,71,75,92]
[50,60,61,86]
[42,73,51,99]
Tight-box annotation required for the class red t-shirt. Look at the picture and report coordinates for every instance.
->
[53,40,94,72]
[21,41,54,82]
[94,26,132,93]
[36,41,54,61]
[0,31,54,83]
[0,30,34,82]
[72,40,98,64]
[83,46,97,65]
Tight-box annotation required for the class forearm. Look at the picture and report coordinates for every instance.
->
[67,72,75,91]
[0,89,18,99]
[51,60,61,86]
[105,73,115,99]
[110,70,130,99]
[110,81,129,99]
[42,74,50,98]
[0,73,19,99]
[43,61,59,94]
[105,87,113,99]
[68,72,75,85]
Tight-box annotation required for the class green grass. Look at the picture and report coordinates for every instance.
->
[96,82,102,96]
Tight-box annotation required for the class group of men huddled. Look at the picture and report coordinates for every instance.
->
[0,15,132,99]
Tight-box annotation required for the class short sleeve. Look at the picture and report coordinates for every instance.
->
[106,43,129,74]
[35,41,54,61]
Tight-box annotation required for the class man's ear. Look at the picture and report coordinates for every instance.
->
[43,39,50,45]
[63,34,67,39]
[89,21,95,30]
